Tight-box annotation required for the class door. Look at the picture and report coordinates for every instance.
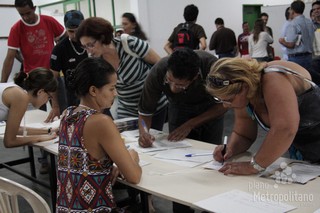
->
[243,5,262,31]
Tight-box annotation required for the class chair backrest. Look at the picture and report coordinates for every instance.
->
[0,176,51,213]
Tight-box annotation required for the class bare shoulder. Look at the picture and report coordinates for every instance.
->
[267,60,311,79]
[85,114,117,132]
[3,86,28,106]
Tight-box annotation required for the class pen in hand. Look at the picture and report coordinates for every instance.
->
[221,136,228,165]
[141,119,149,133]
[140,119,154,147]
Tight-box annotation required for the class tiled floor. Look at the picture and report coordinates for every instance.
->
[0,109,268,213]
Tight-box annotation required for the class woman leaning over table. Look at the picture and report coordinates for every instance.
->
[76,17,167,130]
[206,58,320,175]
[0,68,58,148]
[56,57,141,212]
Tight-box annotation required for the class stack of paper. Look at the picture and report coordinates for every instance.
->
[127,139,192,153]
[153,148,213,167]
[114,117,138,133]
[261,162,320,184]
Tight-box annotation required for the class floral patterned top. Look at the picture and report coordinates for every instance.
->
[56,106,122,212]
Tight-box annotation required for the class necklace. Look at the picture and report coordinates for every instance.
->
[69,38,85,55]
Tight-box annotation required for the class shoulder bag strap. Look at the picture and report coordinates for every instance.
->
[120,33,139,58]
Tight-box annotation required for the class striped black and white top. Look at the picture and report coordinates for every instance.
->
[113,35,167,118]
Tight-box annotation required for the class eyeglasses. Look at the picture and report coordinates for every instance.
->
[207,76,242,88]
[163,74,196,91]
[212,83,242,105]
[81,40,97,50]
[45,91,53,100]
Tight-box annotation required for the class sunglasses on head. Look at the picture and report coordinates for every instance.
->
[207,76,242,88]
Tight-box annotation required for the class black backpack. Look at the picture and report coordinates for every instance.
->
[172,23,197,50]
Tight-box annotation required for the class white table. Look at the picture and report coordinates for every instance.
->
[35,137,320,213]
[16,110,320,212]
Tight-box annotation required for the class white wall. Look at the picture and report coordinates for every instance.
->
[0,0,315,79]
[0,3,22,81]
[262,3,312,58]
[137,0,313,57]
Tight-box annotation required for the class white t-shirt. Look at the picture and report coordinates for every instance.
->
[248,32,273,58]
[0,82,19,121]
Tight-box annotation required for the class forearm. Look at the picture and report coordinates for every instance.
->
[121,161,142,184]
[138,114,152,134]
[1,59,14,82]
[4,134,53,148]
[199,38,207,50]
[228,130,255,156]
[254,127,296,168]
[164,41,173,55]
[51,91,60,111]
[18,126,52,135]
[279,38,295,49]
[143,48,160,65]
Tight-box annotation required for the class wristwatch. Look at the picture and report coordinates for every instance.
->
[250,157,266,172]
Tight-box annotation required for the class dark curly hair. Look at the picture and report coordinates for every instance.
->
[15,0,34,8]
[183,4,199,22]
[167,48,200,80]
[14,68,57,96]
[69,57,116,97]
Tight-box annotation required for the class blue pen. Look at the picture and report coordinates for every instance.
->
[185,153,212,157]
[141,119,149,133]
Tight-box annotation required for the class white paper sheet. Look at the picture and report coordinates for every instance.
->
[313,208,320,213]
[23,119,61,129]
[194,189,296,213]
[202,160,224,170]
[121,129,166,139]
[153,148,212,163]
[139,160,151,167]
[261,162,320,184]
[0,126,5,135]
[126,139,192,153]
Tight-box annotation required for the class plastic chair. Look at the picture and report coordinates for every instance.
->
[0,176,51,213]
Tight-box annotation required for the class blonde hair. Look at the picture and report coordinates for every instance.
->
[206,58,264,101]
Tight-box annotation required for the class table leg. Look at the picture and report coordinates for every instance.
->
[49,153,57,212]
[140,191,150,213]
[28,146,36,178]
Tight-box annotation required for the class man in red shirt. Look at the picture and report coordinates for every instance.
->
[238,21,251,58]
[1,0,65,82]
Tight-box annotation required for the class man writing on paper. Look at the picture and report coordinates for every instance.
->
[138,48,226,212]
